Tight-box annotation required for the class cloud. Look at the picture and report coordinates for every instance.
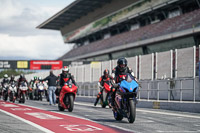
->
[0,34,74,59]
[0,0,60,36]
[0,0,75,59]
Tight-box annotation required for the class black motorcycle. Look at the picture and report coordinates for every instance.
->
[2,83,9,101]
[112,74,139,123]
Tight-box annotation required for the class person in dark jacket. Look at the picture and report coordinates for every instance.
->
[43,70,57,105]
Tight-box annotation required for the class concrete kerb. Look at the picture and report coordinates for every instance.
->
[75,96,200,113]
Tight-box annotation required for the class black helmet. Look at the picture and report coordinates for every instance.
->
[20,74,24,78]
[117,57,127,71]
[103,69,109,75]
[11,75,15,80]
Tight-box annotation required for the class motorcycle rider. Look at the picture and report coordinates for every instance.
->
[1,74,9,86]
[28,77,34,100]
[1,74,9,98]
[1,74,9,85]
[111,57,137,106]
[58,66,77,95]
[59,66,76,86]
[9,75,17,98]
[17,74,28,99]
[94,69,115,106]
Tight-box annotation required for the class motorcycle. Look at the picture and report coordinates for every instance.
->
[100,81,114,108]
[28,86,34,100]
[2,83,9,101]
[58,83,77,112]
[9,83,17,103]
[18,81,28,103]
[112,74,139,123]
[37,82,44,101]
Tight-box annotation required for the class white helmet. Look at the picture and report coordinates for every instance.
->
[62,66,69,72]
[4,74,8,78]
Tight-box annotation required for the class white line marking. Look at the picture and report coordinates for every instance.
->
[20,103,135,133]
[11,108,32,111]
[109,125,137,133]
[157,130,200,133]
[0,109,54,133]
[1,104,19,107]
[25,112,63,120]
[137,109,200,119]
[75,102,200,119]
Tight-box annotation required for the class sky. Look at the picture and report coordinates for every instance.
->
[0,0,75,60]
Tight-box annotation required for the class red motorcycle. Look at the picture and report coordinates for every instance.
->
[100,81,114,108]
[58,83,77,112]
[18,81,28,103]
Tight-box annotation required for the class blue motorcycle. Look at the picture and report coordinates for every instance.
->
[113,74,139,123]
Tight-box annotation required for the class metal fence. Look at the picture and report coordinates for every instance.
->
[5,46,199,102]
[76,77,200,102]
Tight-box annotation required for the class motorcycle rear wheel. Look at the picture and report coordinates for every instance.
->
[68,95,74,112]
[127,99,136,123]
[113,110,123,121]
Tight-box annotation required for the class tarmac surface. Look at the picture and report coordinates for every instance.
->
[0,98,200,133]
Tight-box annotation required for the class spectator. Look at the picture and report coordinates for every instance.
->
[43,70,57,105]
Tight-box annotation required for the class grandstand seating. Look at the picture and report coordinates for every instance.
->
[59,9,200,60]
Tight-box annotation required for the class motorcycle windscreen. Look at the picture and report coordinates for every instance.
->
[120,74,139,92]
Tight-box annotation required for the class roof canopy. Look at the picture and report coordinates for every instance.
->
[37,0,111,30]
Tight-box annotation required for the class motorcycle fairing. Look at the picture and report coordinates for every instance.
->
[59,84,77,109]
[120,80,138,93]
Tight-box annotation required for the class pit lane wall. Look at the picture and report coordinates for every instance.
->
[6,46,199,103]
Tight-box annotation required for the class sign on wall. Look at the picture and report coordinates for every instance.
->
[17,61,28,69]
[30,60,63,70]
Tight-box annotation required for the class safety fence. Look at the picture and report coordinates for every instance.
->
[5,46,199,102]
[76,77,200,102]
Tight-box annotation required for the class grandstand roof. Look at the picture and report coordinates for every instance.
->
[37,0,111,30]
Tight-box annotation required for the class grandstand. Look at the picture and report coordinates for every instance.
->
[36,0,200,102]
[38,0,200,62]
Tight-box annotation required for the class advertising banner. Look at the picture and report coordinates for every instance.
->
[17,61,28,69]
[0,61,21,69]
[30,60,63,70]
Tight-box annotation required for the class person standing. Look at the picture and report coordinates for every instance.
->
[43,70,57,105]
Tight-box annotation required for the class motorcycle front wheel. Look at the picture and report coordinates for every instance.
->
[9,92,13,102]
[127,99,136,123]
[21,93,25,103]
[3,91,8,101]
[68,95,74,112]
